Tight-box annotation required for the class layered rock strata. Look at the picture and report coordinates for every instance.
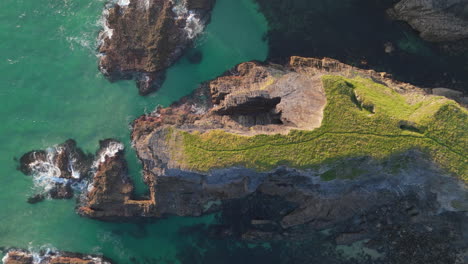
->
[1,249,111,264]
[388,0,468,42]
[98,0,215,95]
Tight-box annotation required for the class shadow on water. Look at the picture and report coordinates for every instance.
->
[173,223,376,264]
[255,0,468,92]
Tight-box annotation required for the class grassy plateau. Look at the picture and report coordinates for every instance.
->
[166,75,467,181]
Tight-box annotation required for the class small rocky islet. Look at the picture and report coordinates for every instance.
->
[12,0,468,263]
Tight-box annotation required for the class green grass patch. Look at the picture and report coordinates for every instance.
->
[169,75,467,181]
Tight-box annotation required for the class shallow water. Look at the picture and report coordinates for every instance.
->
[0,0,268,262]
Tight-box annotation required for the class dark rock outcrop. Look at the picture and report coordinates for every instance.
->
[388,0,468,42]
[98,0,215,95]
[1,249,112,264]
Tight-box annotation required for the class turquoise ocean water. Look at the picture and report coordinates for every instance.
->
[0,0,268,262]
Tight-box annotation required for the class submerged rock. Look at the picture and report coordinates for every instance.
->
[98,0,215,95]
[388,0,468,42]
[1,249,112,264]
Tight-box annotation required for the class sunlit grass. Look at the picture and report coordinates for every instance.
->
[166,75,467,180]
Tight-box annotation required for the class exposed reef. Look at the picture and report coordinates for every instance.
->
[1,249,111,264]
[388,0,468,42]
[98,0,215,95]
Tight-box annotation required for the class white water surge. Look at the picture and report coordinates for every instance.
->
[171,0,206,39]
[92,141,124,169]
[2,245,110,264]
[27,146,80,193]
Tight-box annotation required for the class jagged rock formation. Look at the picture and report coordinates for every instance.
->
[18,139,92,202]
[1,249,111,264]
[98,0,215,95]
[388,0,468,42]
[78,140,154,219]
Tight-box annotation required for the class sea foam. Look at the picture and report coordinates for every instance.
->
[92,141,124,169]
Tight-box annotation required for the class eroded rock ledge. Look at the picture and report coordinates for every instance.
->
[98,0,215,95]
[1,249,111,264]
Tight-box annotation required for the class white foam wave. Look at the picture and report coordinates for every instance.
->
[92,141,124,169]
[3,245,110,264]
[117,0,130,6]
[100,9,114,40]
[171,0,205,39]
[27,145,84,194]
[29,148,64,192]
[185,12,204,39]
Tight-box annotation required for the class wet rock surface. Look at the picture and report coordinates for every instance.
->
[98,0,215,95]
[1,249,112,264]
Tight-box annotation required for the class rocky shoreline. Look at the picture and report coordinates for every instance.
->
[98,0,215,95]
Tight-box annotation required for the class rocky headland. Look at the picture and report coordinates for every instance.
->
[49,57,467,262]
[1,249,111,264]
[98,0,215,95]
[19,57,467,261]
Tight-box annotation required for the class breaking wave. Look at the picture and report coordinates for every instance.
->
[92,141,124,169]
[27,146,80,194]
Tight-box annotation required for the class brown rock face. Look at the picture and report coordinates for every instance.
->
[388,0,468,42]
[98,0,215,95]
[2,250,111,264]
